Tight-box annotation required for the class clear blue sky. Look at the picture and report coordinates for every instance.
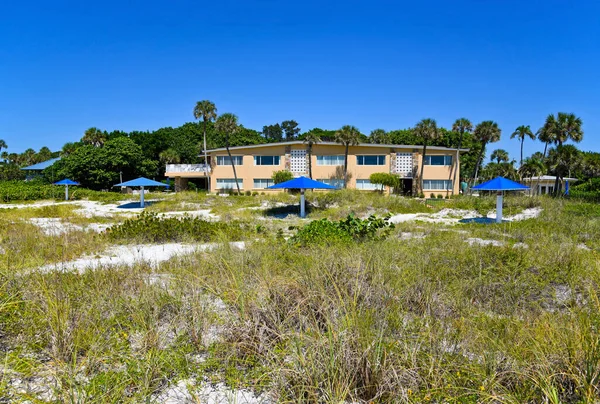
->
[1,0,598,162]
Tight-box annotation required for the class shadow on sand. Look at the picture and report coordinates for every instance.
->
[459,217,507,224]
[117,201,155,209]
[262,204,322,219]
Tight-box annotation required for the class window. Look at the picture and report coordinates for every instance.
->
[217,156,243,166]
[356,179,383,191]
[254,155,280,166]
[253,178,274,189]
[318,179,344,189]
[216,178,243,189]
[316,155,345,166]
[357,155,386,165]
[423,180,452,190]
[424,155,452,166]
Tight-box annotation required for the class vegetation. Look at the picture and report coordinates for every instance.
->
[272,170,294,184]
[291,214,394,245]
[472,120,501,185]
[413,118,441,193]
[215,113,242,195]
[334,125,361,188]
[303,129,321,179]
[369,172,400,190]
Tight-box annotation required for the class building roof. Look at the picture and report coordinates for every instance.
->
[522,176,578,182]
[204,141,469,154]
[21,157,61,171]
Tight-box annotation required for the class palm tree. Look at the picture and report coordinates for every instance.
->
[193,100,218,189]
[511,125,535,168]
[450,118,472,195]
[547,145,582,194]
[472,121,501,186]
[22,148,36,166]
[215,113,241,194]
[0,139,7,155]
[413,118,441,193]
[490,149,509,164]
[303,130,321,179]
[159,148,181,164]
[369,129,390,144]
[334,125,361,188]
[519,156,545,193]
[0,151,8,162]
[61,142,78,157]
[81,127,106,147]
[37,146,52,163]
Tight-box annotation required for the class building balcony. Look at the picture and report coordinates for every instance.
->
[165,164,211,177]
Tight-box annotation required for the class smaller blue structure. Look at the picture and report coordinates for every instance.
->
[268,176,337,218]
[114,177,168,208]
[472,177,529,223]
[53,178,80,201]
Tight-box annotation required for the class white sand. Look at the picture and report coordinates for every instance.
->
[465,238,505,247]
[389,207,542,225]
[153,379,271,404]
[28,218,113,236]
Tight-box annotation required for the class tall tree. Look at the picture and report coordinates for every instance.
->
[262,124,283,142]
[303,129,321,179]
[334,125,361,188]
[472,121,501,186]
[215,113,241,194]
[547,145,582,193]
[61,142,78,157]
[159,148,181,164]
[281,120,300,141]
[490,149,509,164]
[81,127,106,147]
[511,125,535,168]
[0,139,7,155]
[413,118,441,193]
[193,100,218,189]
[519,156,545,193]
[450,118,473,195]
[369,129,390,144]
[37,146,52,163]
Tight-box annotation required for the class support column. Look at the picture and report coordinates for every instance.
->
[300,189,306,218]
[496,191,503,223]
[140,186,145,208]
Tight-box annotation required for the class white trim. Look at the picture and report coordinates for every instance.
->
[204,141,469,153]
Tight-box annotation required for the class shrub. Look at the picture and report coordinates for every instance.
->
[245,190,252,196]
[430,193,435,198]
[437,194,443,199]
[291,214,394,246]
[369,173,400,190]
[272,170,294,184]
[252,192,258,196]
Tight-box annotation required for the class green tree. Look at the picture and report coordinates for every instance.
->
[511,125,535,168]
[193,100,217,187]
[159,148,181,164]
[81,127,106,147]
[490,149,509,164]
[22,148,36,166]
[0,139,7,155]
[368,129,390,144]
[519,156,545,192]
[413,118,441,193]
[334,125,361,188]
[303,129,321,179]
[272,170,294,184]
[472,121,501,185]
[37,146,52,163]
[61,142,79,157]
[281,120,300,141]
[547,145,582,194]
[215,113,242,194]
[450,118,473,195]
[262,124,283,142]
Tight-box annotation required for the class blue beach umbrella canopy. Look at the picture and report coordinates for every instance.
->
[53,178,80,200]
[268,176,336,218]
[114,177,168,207]
[472,177,529,223]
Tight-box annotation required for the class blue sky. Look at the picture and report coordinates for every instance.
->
[0,0,598,162]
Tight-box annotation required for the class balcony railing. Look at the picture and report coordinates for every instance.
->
[166,164,211,174]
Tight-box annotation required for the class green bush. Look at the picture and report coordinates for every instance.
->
[0,181,58,202]
[245,190,252,196]
[369,173,399,189]
[272,170,294,184]
[430,193,435,198]
[291,214,394,246]
[437,194,443,199]
[106,212,244,243]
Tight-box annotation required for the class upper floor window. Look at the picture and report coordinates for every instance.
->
[217,155,243,165]
[316,155,345,166]
[254,155,280,166]
[424,155,452,166]
[357,155,386,165]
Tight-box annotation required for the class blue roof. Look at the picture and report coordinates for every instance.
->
[54,179,80,185]
[114,177,168,187]
[268,176,337,190]
[21,157,61,171]
[472,176,529,191]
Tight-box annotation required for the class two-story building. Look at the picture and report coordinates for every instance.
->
[165,141,468,195]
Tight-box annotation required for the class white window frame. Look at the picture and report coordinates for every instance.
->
[318,178,344,189]
[216,178,244,190]
[316,155,345,166]
[253,155,280,166]
[423,180,453,190]
[356,179,384,191]
[216,155,243,166]
[253,178,274,189]
[424,155,452,166]
[356,155,386,166]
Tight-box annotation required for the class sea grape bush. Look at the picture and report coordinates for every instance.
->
[291,214,394,246]
[106,211,243,243]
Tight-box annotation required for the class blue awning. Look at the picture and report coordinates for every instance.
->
[472,177,529,191]
[21,157,61,171]
[114,177,168,187]
[268,176,337,190]
[54,179,80,185]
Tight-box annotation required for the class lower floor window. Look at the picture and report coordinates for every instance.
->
[253,178,274,189]
[216,178,243,189]
[318,178,344,189]
[356,179,383,191]
[423,180,452,190]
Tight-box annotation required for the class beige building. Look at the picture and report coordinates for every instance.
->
[522,176,578,195]
[165,141,467,196]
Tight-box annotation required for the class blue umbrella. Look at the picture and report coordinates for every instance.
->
[268,176,337,218]
[472,177,530,223]
[53,178,80,201]
[114,177,168,208]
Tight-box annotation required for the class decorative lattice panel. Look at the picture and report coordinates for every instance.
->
[395,152,413,177]
[290,149,307,174]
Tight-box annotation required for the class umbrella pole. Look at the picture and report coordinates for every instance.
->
[300,189,305,218]
[65,185,69,201]
[496,191,503,223]
[140,186,145,208]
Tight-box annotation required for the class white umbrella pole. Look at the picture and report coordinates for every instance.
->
[496,191,503,223]
[300,189,306,218]
[140,186,145,208]
[65,185,69,201]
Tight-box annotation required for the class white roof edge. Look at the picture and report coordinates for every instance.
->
[522,176,579,181]
[204,141,469,153]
